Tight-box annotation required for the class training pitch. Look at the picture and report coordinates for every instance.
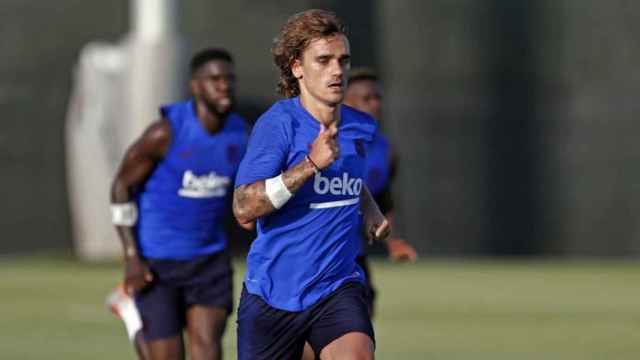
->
[0,255,638,359]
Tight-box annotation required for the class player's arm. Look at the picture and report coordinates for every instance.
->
[381,207,418,262]
[378,148,418,261]
[360,184,391,243]
[233,122,339,224]
[111,119,171,293]
[233,160,316,223]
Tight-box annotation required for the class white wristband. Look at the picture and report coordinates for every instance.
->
[265,174,292,209]
[111,202,138,226]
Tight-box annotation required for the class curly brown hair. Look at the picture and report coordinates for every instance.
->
[272,9,346,98]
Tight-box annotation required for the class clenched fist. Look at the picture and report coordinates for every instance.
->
[308,121,339,170]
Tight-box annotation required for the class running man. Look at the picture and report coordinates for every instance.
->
[344,68,418,316]
[109,48,247,360]
[233,9,388,360]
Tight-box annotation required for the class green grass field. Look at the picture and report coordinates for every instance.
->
[1,256,639,359]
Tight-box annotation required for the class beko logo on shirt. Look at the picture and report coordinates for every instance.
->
[313,172,363,196]
[178,170,230,198]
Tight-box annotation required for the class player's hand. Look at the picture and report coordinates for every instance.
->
[386,237,418,262]
[124,256,153,295]
[308,121,339,169]
[364,216,391,244]
[238,219,256,232]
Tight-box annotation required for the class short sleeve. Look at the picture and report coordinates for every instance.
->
[235,114,289,187]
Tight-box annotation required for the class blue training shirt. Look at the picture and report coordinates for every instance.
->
[235,97,377,311]
[363,130,391,197]
[136,99,248,260]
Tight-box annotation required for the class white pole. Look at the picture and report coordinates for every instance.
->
[122,0,187,150]
[131,0,178,39]
[66,0,187,261]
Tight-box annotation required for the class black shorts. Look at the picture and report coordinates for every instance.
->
[236,281,375,360]
[135,251,233,340]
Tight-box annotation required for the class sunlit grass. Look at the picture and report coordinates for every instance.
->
[0,256,638,359]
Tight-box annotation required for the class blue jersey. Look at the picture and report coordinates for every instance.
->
[235,97,377,311]
[363,130,391,197]
[137,99,248,260]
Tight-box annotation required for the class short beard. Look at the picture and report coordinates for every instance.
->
[206,100,234,119]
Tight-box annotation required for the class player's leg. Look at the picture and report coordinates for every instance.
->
[185,306,228,360]
[301,342,315,360]
[146,336,184,360]
[319,333,374,360]
[302,258,375,360]
[307,281,375,360]
[136,266,186,360]
[183,250,233,360]
[107,284,151,360]
[132,332,151,360]
[237,285,309,360]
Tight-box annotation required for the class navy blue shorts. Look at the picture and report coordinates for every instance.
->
[135,250,233,341]
[237,281,375,360]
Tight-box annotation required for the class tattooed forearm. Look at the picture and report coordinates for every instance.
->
[233,181,274,224]
[282,158,316,192]
[233,158,316,223]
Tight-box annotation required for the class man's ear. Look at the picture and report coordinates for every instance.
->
[291,59,303,79]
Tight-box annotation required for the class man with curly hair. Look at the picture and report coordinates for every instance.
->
[233,9,387,360]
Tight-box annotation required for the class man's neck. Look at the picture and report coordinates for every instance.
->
[299,93,340,127]
[194,100,224,134]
